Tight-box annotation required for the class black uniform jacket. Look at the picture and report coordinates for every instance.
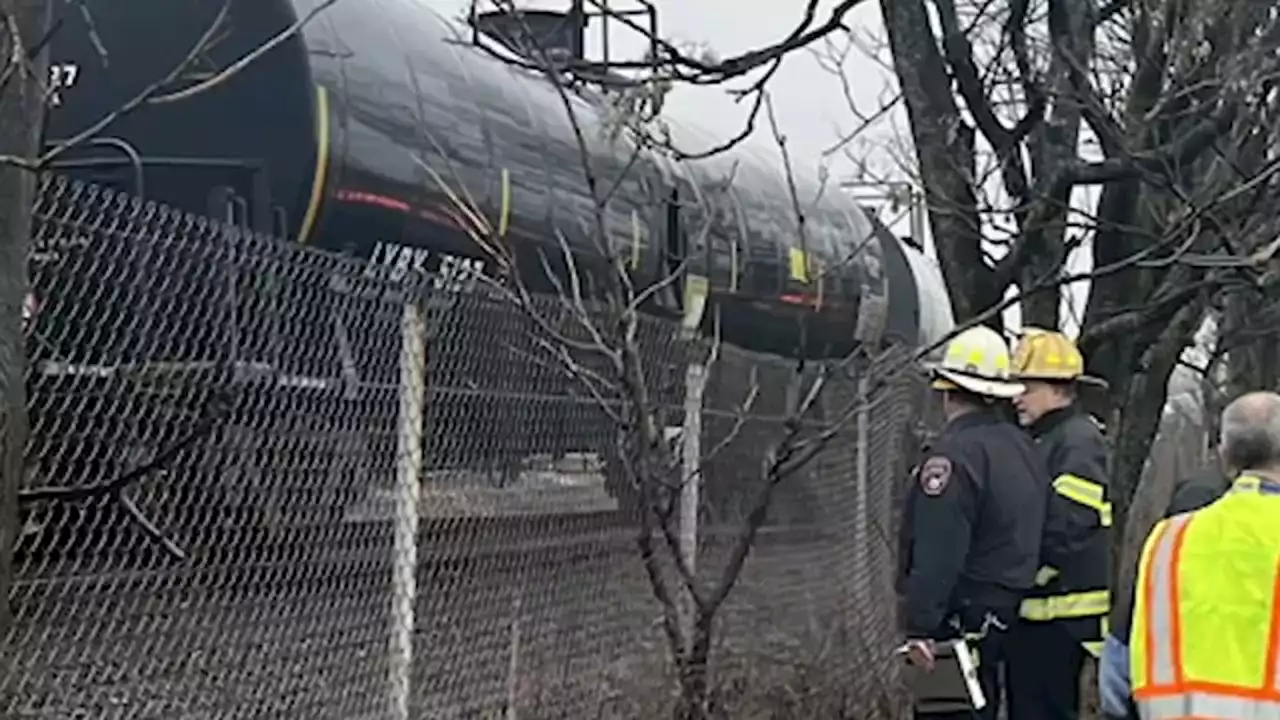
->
[1023,405,1112,645]
[899,409,1051,637]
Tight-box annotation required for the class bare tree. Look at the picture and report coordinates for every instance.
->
[865,0,1280,564]
[455,2,1235,713]
[826,3,1280,714]
[425,5,937,717]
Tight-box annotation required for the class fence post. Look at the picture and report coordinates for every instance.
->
[505,584,523,720]
[390,300,426,720]
[679,360,706,652]
[854,375,870,610]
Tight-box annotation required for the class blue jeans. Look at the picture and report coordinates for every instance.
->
[1099,633,1136,719]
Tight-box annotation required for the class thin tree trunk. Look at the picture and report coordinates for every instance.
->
[673,615,712,720]
[0,0,51,658]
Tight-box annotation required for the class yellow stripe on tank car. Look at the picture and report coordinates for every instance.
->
[789,247,809,283]
[498,167,512,238]
[297,84,331,245]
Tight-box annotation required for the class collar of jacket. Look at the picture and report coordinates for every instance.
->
[944,407,1002,433]
[1233,472,1280,495]
[1029,404,1078,438]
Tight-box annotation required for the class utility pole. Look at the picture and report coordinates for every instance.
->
[0,0,52,651]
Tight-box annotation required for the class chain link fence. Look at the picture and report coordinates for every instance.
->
[3,175,932,719]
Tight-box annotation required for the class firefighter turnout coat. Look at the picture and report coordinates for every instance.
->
[1019,405,1112,657]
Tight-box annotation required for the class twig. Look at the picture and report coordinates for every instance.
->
[0,0,232,170]
[0,0,340,170]
[147,0,340,105]
[20,386,234,561]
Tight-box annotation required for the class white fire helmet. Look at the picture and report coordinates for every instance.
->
[927,325,1024,399]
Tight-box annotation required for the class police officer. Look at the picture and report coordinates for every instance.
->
[1005,329,1112,720]
[900,326,1050,719]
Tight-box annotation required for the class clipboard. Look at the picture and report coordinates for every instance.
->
[896,639,987,713]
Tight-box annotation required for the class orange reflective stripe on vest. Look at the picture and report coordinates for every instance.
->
[1135,515,1193,695]
[1132,478,1280,720]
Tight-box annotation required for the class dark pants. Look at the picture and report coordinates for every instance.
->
[914,605,1016,720]
[1005,620,1087,720]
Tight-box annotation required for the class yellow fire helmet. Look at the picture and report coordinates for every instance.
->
[928,325,1025,398]
[1011,327,1108,388]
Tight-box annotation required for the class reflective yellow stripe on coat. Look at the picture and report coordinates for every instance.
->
[1053,473,1113,527]
[1019,473,1111,658]
[1020,589,1109,620]
[1130,476,1280,719]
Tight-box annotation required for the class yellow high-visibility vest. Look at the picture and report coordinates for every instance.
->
[1130,475,1280,719]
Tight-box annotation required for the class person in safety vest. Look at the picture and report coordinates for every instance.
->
[899,325,1051,719]
[1129,391,1280,720]
[1098,464,1230,720]
[1003,328,1113,720]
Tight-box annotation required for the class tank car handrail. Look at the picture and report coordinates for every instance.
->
[45,154,267,169]
[46,136,147,199]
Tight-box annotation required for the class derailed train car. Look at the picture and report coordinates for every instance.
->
[27,0,954,544]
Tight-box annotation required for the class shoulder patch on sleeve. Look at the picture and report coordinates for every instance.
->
[919,456,953,497]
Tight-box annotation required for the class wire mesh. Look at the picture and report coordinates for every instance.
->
[4,175,934,719]
[679,341,925,719]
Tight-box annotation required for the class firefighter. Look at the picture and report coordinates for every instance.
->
[1005,328,1112,720]
[1129,391,1280,719]
[900,325,1050,719]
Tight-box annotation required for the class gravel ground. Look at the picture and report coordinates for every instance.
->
[4,521,901,720]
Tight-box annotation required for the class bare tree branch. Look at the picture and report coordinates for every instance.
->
[0,0,340,170]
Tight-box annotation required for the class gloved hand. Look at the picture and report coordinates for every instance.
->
[904,638,936,671]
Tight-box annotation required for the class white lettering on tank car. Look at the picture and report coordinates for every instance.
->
[364,240,485,293]
[48,62,80,107]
